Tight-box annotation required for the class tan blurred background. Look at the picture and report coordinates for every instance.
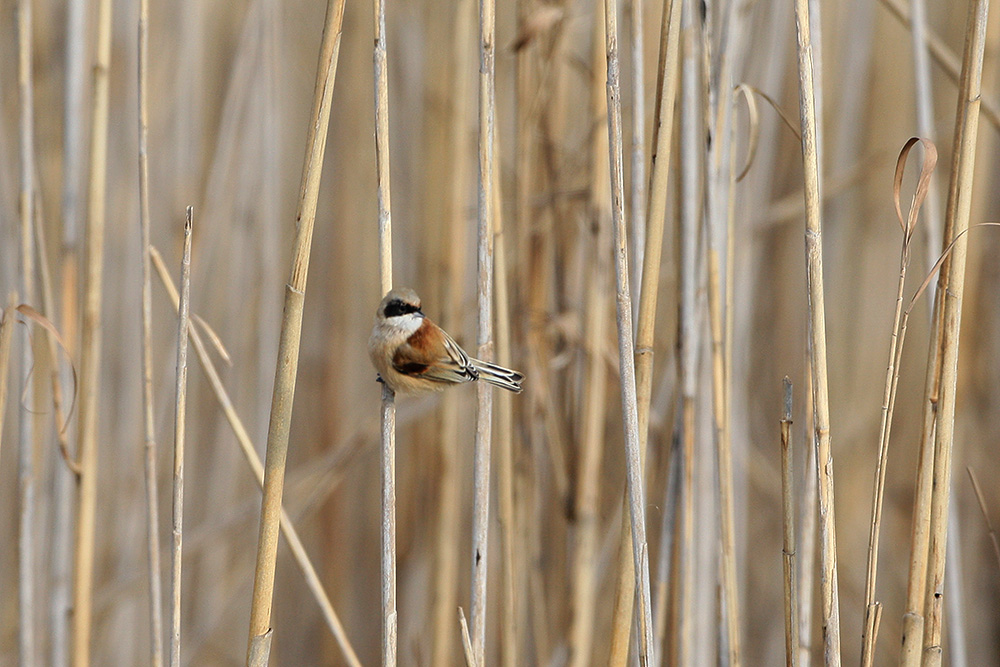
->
[1,0,999,664]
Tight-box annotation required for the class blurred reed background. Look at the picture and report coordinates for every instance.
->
[1,0,999,664]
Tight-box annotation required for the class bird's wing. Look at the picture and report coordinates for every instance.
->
[392,326,478,385]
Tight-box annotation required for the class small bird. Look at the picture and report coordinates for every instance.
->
[368,288,524,395]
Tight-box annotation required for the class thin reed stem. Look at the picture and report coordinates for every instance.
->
[470,0,496,662]
[432,2,474,663]
[791,0,842,662]
[17,0,38,661]
[569,15,612,665]
[780,378,799,667]
[373,0,397,662]
[73,0,113,658]
[921,1,990,663]
[859,138,937,667]
[609,0,682,660]
[170,209,194,667]
[137,0,165,660]
[150,247,361,667]
[246,0,346,662]
[604,0,655,662]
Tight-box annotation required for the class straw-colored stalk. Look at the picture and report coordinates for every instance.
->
[569,14,612,666]
[921,1,989,663]
[859,138,937,667]
[0,296,16,453]
[54,1,87,660]
[608,0,681,661]
[137,0,165,661]
[431,1,474,663]
[18,0,38,661]
[246,1,345,662]
[170,210,194,667]
[372,0,397,661]
[797,362,816,667]
[792,0,842,662]
[73,0,113,658]
[492,141,518,667]
[604,0,655,662]
[780,378,799,667]
[150,247,361,666]
[630,0,646,310]
[707,247,740,666]
[673,0,701,660]
[470,0,496,662]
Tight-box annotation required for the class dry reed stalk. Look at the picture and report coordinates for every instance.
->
[780,378,798,667]
[673,0,701,660]
[53,5,87,659]
[372,0,397,661]
[791,0,841,662]
[431,2,474,663]
[470,0,497,661]
[608,0,682,662]
[569,14,612,666]
[707,247,740,666]
[920,1,989,663]
[512,7,536,662]
[798,362,816,667]
[246,0,346,662]
[138,0,165,661]
[603,0,655,662]
[17,0,38,661]
[493,144,518,667]
[73,0,113,659]
[170,210,194,667]
[858,139,937,667]
[0,296,15,452]
[878,0,1000,132]
[149,247,361,666]
[630,0,646,311]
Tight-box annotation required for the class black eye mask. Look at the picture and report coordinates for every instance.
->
[384,299,421,318]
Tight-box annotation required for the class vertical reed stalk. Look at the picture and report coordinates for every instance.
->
[170,210,194,667]
[137,0,165,661]
[608,0,682,661]
[432,1,474,663]
[604,0,655,662]
[0,297,15,453]
[373,0,396,662]
[859,138,937,667]
[493,140,518,667]
[73,0,113,658]
[569,15,612,666]
[245,1,346,662]
[17,0,38,662]
[921,1,989,664]
[791,0,841,662]
[470,0,496,662]
[798,362,816,667]
[150,247,361,667]
[780,379,798,667]
[673,0,701,660]
[630,0,646,312]
[54,5,87,660]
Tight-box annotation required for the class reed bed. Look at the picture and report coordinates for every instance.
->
[2,0,1000,665]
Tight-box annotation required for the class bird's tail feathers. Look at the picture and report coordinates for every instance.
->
[472,360,524,393]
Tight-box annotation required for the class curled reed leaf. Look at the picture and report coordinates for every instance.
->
[892,137,938,242]
[733,84,760,182]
